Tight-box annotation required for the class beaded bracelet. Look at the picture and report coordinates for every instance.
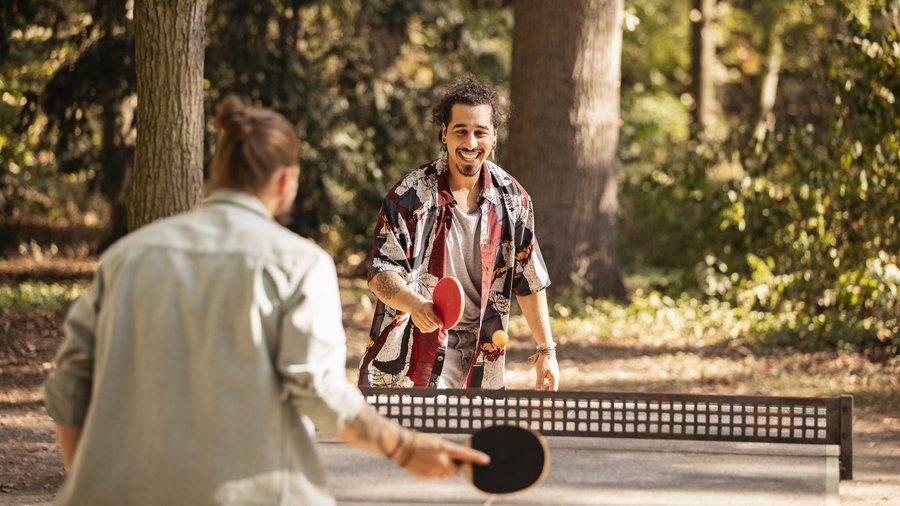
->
[528,342,557,364]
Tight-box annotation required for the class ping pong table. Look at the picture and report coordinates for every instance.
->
[320,388,851,505]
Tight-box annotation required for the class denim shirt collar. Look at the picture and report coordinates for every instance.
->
[204,189,273,220]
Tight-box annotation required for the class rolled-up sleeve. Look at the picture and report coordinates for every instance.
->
[368,199,412,281]
[278,251,365,437]
[44,275,102,427]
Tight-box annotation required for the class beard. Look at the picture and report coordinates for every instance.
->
[454,157,482,177]
[457,164,479,177]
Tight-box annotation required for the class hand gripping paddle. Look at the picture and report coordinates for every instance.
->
[459,425,550,495]
[432,276,464,330]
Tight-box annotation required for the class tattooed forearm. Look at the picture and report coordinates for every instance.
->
[373,272,404,301]
[347,403,396,455]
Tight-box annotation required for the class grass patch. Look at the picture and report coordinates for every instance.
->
[511,288,758,349]
[0,281,86,315]
[509,271,897,357]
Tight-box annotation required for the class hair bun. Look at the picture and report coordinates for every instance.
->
[214,95,254,141]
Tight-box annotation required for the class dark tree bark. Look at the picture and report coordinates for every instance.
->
[129,0,207,230]
[507,0,626,299]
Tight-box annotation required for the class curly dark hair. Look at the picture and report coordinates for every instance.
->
[431,75,506,143]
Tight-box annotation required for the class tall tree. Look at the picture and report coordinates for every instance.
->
[129,0,206,230]
[507,0,626,298]
[749,1,786,150]
[689,0,720,140]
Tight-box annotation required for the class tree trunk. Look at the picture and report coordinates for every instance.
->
[752,17,784,149]
[507,0,626,299]
[129,0,206,231]
[690,0,719,140]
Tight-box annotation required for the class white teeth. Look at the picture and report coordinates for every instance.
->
[459,151,480,161]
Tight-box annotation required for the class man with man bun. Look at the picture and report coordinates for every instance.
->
[44,96,487,505]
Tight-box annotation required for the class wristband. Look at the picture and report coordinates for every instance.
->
[386,428,405,460]
[529,342,557,364]
[396,430,418,467]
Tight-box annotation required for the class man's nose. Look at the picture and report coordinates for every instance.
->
[463,133,478,148]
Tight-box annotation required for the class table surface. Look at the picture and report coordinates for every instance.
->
[320,435,840,506]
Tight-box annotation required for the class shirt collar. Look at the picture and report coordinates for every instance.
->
[435,152,499,207]
[204,189,273,219]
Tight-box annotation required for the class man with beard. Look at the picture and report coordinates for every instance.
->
[359,76,560,391]
[44,96,488,506]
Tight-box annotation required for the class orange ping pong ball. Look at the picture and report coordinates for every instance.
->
[491,330,509,348]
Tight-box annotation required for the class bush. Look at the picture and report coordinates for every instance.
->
[620,2,899,353]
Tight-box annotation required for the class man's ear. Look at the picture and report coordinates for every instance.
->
[441,123,447,143]
[275,167,291,195]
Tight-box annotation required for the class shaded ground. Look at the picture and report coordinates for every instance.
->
[1,260,897,505]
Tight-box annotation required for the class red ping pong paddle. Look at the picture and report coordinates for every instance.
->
[460,425,550,495]
[433,276,464,330]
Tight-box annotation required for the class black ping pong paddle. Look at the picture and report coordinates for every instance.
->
[459,424,549,495]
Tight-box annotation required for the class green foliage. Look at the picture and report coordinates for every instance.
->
[282,0,512,266]
[4,0,513,265]
[5,0,896,354]
[1,0,131,245]
[0,281,85,314]
[620,1,899,352]
[513,283,789,352]
[617,134,718,271]
[1,1,80,219]
[621,1,691,92]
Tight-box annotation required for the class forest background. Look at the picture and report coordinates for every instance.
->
[2,0,897,352]
[0,0,898,503]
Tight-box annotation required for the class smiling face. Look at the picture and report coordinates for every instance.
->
[442,103,497,181]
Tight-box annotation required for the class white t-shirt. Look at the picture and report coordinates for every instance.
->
[445,203,483,328]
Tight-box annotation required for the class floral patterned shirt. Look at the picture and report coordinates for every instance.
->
[358,154,550,389]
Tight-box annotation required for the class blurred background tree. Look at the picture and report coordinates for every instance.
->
[1,0,514,262]
[1,0,896,352]
[1,0,134,252]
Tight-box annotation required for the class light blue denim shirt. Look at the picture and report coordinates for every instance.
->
[44,190,364,506]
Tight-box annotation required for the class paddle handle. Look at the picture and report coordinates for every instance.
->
[458,461,474,482]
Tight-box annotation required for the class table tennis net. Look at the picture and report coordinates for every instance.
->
[359,387,853,479]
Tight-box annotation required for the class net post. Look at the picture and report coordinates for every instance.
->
[839,395,853,480]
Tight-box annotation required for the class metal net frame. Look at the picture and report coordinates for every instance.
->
[360,387,853,480]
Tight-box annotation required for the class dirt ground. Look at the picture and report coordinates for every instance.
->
[1,259,897,505]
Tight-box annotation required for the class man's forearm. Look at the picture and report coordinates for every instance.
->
[368,271,427,314]
[516,289,554,346]
[517,289,560,391]
[339,402,404,458]
[340,399,492,477]
[55,424,82,472]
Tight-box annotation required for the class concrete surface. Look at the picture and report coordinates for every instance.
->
[320,435,839,506]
